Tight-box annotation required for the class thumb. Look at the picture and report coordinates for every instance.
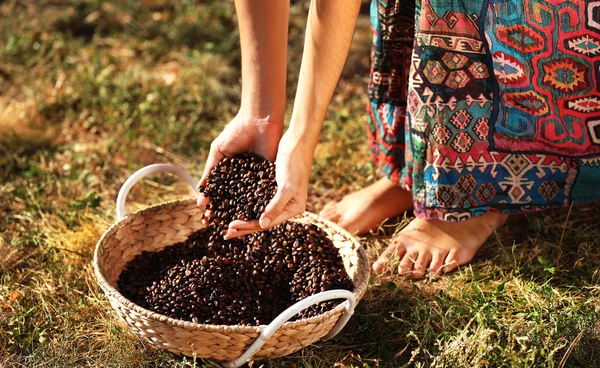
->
[263,204,305,229]
[259,183,295,228]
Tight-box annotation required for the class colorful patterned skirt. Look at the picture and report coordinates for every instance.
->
[367,0,600,221]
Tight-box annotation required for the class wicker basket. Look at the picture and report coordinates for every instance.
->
[93,164,370,367]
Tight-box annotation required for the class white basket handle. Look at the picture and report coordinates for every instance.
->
[116,164,201,221]
[224,289,356,368]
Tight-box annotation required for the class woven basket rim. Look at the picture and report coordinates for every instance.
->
[93,198,371,334]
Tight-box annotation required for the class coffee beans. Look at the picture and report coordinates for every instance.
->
[198,153,277,230]
[118,222,354,326]
[119,154,353,325]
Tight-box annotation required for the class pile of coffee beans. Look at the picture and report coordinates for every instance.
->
[118,222,354,325]
[198,153,277,229]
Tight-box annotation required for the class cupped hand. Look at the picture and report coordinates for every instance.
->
[197,114,282,209]
[224,133,312,239]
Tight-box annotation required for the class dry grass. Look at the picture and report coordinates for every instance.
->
[2,1,600,367]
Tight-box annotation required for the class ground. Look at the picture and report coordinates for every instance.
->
[1,1,600,367]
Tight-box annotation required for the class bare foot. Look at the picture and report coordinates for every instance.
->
[372,212,508,277]
[319,178,413,235]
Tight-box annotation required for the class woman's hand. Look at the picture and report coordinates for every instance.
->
[203,0,360,238]
[224,134,312,239]
[221,0,361,239]
[197,114,282,208]
[198,0,289,210]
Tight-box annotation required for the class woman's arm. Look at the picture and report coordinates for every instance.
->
[285,0,362,155]
[235,0,289,122]
[227,0,361,236]
[197,0,289,204]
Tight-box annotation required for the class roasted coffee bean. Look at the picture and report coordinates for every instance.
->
[118,217,353,325]
[199,153,277,230]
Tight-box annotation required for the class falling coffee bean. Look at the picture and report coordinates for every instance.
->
[199,153,277,231]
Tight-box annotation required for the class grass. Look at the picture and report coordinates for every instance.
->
[1,0,600,367]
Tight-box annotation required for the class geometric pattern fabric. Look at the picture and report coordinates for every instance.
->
[368,0,600,221]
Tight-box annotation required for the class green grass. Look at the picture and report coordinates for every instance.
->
[1,1,600,367]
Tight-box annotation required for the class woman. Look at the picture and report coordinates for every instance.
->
[198,0,600,277]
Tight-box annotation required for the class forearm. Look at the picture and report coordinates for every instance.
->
[235,0,289,122]
[285,0,361,153]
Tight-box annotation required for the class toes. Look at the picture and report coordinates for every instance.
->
[338,218,361,235]
[442,250,460,273]
[398,252,416,276]
[442,248,477,273]
[321,201,336,214]
[429,252,447,277]
[321,200,336,212]
[411,252,432,278]
[224,229,258,240]
[373,240,406,273]
[319,201,340,222]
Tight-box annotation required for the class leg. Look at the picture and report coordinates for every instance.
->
[321,0,416,234]
[320,177,413,234]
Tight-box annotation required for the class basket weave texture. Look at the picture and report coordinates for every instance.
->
[93,199,370,361]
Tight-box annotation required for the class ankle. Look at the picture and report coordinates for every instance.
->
[487,213,509,229]
[470,213,507,243]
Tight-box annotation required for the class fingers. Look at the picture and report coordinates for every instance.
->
[197,141,226,206]
[202,209,212,225]
[224,228,259,240]
[226,198,303,239]
[224,220,261,239]
[224,205,300,239]
[197,195,210,208]
[261,206,303,229]
[259,184,297,228]
[228,220,261,231]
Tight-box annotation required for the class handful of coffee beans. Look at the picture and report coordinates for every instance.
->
[118,222,354,326]
[198,153,277,230]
